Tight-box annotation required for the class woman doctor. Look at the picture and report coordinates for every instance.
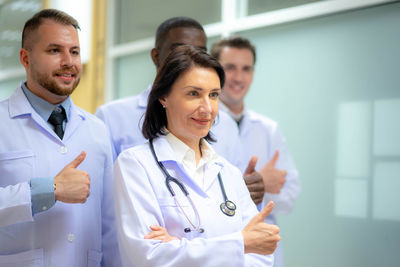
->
[113,45,280,267]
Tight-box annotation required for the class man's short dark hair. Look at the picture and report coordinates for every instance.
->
[22,9,80,49]
[155,17,204,49]
[142,45,225,143]
[211,36,256,64]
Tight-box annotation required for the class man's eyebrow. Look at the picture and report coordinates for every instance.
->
[46,43,80,50]
[171,43,207,51]
[47,43,62,47]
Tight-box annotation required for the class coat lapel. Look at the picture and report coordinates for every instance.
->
[202,161,223,192]
[153,137,209,198]
[62,104,85,141]
[9,85,61,142]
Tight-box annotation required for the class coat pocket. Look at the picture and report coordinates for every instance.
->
[0,248,44,267]
[0,150,35,186]
[156,196,196,237]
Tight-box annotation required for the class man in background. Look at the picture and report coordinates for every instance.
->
[211,36,300,267]
[0,9,120,266]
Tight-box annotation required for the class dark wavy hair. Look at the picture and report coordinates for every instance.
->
[142,45,225,142]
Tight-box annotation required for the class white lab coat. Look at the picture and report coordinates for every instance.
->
[0,85,121,266]
[114,136,274,267]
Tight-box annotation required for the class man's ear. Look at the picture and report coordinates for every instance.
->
[20,48,30,69]
[151,48,160,68]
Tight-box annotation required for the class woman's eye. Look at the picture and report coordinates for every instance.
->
[210,92,220,98]
[189,91,198,96]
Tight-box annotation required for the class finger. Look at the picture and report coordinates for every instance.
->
[266,150,279,167]
[66,151,87,168]
[244,156,258,176]
[255,198,263,205]
[257,201,274,221]
[149,225,162,231]
[244,172,263,185]
[268,187,281,194]
[150,232,165,239]
[251,194,263,205]
[246,182,264,193]
[250,191,263,198]
[144,231,163,239]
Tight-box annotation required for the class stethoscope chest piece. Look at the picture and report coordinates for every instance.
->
[220,200,236,217]
[217,173,237,217]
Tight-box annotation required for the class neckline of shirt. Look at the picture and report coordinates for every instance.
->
[165,131,218,187]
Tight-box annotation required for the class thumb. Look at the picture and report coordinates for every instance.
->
[66,151,86,169]
[244,156,258,176]
[267,150,279,167]
[255,201,274,222]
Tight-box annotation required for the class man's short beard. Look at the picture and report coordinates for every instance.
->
[34,70,80,96]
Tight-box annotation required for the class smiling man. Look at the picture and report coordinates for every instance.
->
[0,9,120,266]
[211,36,300,267]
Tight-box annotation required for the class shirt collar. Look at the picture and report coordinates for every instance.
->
[219,101,245,125]
[21,82,71,123]
[165,131,219,168]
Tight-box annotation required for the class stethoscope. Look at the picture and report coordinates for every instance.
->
[149,138,236,234]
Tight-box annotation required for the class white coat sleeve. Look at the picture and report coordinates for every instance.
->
[95,107,118,161]
[263,125,300,215]
[100,141,122,267]
[114,151,250,267]
[0,182,33,227]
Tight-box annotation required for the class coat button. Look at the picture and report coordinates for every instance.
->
[60,146,68,154]
[67,233,75,242]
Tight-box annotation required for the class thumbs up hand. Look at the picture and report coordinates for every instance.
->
[54,151,91,203]
[243,156,265,205]
[242,201,280,255]
[259,150,287,194]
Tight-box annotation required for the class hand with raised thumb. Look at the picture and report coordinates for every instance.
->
[244,156,258,176]
[259,150,287,194]
[242,201,280,255]
[243,156,265,205]
[54,151,91,203]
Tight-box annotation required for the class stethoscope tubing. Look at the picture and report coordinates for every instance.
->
[149,138,236,232]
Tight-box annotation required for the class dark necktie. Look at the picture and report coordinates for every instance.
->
[48,106,66,139]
